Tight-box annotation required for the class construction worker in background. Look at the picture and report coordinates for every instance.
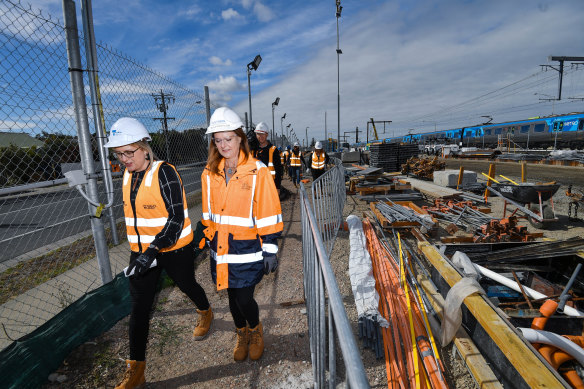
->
[202,107,283,362]
[289,142,306,188]
[252,122,283,191]
[308,141,330,181]
[104,118,212,389]
[283,145,291,178]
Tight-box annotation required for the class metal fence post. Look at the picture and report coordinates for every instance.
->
[62,0,112,284]
[80,0,118,245]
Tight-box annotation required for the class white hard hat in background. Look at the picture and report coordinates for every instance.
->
[293,142,300,147]
[315,141,323,149]
[104,117,151,148]
[254,122,269,134]
[206,107,244,134]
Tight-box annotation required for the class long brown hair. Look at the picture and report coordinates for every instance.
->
[206,128,250,175]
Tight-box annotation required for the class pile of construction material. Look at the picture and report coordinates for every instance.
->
[401,156,446,179]
[369,143,419,172]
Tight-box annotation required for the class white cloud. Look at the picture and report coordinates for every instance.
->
[235,0,584,144]
[209,56,233,66]
[253,2,274,22]
[221,8,240,21]
[207,75,245,105]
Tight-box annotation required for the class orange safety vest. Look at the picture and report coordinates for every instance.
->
[253,145,276,178]
[122,161,192,253]
[311,152,326,170]
[280,150,288,165]
[201,151,283,290]
[289,151,302,167]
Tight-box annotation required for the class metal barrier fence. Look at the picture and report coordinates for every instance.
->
[0,0,212,350]
[300,162,370,388]
[310,158,346,255]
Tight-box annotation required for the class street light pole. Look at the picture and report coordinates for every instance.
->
[306,126,309,148]
[336,0,342,152]
[246,54,262,130]
[271,97,280,145]
[280,113,286,148]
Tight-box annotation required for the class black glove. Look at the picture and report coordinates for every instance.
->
[126,248,157,278]
[263,253,278,274]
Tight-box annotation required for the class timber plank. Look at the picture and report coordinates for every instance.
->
[418,241,567,388]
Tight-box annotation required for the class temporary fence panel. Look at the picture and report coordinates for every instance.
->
[310,157,346,256]
[0,0,213,352]
[300,161,369,389]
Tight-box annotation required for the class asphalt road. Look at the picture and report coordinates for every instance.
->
[0,165,204,263]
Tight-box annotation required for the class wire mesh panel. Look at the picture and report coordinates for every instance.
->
[0,0,212,350]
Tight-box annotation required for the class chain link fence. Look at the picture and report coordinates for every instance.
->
[0,0,214,351]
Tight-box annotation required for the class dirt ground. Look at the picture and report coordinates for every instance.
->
[42,163,584,388]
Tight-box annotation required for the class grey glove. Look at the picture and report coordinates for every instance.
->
[263,253,278,274]
[126,248,157,278]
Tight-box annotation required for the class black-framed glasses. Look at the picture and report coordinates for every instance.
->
[112,147,140,160]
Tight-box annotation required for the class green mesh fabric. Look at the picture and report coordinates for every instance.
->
[1,273,131,389]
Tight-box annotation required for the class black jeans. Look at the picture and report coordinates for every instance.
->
[128,244,209,361]
[227,285,259,329]
[311,168,325,181]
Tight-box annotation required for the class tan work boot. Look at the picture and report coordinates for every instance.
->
[115,360,145,389]
[193,307,213,340]
[248,322,264,360]
[233,326,249,361]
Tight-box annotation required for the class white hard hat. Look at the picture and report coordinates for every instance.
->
[206,107,244,134]
[293,142,300,147]
[104,117,151,148]
[315,141,323,149]
[254,122,269,134]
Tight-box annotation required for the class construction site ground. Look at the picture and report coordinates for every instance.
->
[42,160,584,388]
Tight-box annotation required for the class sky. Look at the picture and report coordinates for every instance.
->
[22,0,584,144]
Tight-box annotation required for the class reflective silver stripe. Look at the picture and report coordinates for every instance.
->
[202,212,210,220]
[262,243,278,254]
[126,210,189,227]
[206,175,211,222]
[145,161,162,187]
[250,174,256,220]
[256,214,282,228]
[211,250,263,264]
[123,170,130,185]
[127,223,192,244]
[207,213,254,227]
[268,162,274,166]
[270,170,276,176]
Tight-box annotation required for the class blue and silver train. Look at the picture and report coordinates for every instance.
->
[361,113,584,149]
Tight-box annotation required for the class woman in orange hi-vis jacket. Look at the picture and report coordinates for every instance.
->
[201,107,283,362]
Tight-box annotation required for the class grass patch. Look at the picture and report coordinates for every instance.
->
[150,319,184,356]
[0,223,126,306]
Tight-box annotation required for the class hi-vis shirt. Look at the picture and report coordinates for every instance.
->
[122,161,192,253]
[280,150,288,165]
[253,145,276,177]
[201,151,283,290]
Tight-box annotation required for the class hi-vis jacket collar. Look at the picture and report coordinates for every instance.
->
[210,150,257,180]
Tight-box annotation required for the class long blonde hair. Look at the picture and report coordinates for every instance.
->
[206,128,250,175]
[134,140,156,162]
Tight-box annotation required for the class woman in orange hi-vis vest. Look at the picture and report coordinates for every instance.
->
[105,117,212,389]
[201,107,283,362]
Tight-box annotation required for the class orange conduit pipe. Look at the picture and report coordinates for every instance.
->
[363,219,448,389]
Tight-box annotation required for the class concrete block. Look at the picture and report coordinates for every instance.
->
[341,151,361,163]
[433,169,477,187]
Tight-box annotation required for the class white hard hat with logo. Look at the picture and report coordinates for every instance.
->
[206,107,244,134]
[254,122,269,134]
[293,142,300,147]
[315,141,323,149]
[104,117,151,148]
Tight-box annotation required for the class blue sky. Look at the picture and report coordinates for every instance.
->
[25,0,584,143]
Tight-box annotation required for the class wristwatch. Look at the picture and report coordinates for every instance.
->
[149,244,159,251]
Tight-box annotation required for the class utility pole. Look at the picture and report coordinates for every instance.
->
[541,56,584,100]
[152,90,175,162]
[355,126,361,143]
[306,126,309,148]
[324,111,327,149]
